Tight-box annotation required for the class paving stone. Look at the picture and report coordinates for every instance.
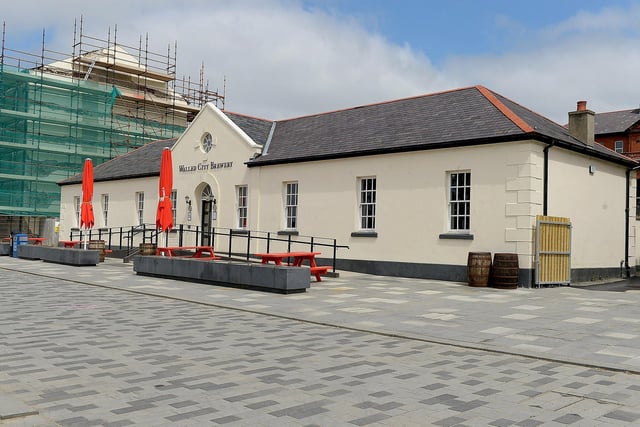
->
[4,258,640,426]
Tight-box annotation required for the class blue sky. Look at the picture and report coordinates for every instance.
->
[2,0,640,123]
[319,0,637,62]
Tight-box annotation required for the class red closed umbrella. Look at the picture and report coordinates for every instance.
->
[156,148,173,235]
[80,158,94,249]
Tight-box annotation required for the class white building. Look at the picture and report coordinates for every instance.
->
[58,86,639,286]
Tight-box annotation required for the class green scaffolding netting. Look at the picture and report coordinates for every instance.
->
[0,65,186,217]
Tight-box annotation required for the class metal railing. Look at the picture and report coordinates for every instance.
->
[70,225,349,272]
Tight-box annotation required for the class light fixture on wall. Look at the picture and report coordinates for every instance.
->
[185,196,192,222]
[589,165,596,175]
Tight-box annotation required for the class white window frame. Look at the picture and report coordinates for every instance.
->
[170,190,177,229]
[358,177,376,230]
[74,196,81,227]
[135,192,144,225]
[284,182,298,230]
[101,194,109,227]
[448,171,471,232]
[636,178,640,220]
[615,140,624,153]
[237,185,248,229]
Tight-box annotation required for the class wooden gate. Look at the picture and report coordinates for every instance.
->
[535,215,572,287]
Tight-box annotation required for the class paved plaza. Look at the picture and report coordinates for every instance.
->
[2,256,640,426]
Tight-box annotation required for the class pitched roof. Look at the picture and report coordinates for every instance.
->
[248,85,635,167]
[58,139,176,185]
[223,112,272,145]
[595,109,640,135]
[58,86,637,186]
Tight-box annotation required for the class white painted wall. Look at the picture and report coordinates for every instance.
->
[59,176,157,243]
[547,147,630,269]
[57,103,636,279]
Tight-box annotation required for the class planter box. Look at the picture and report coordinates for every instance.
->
[17,245,100,266]
[133,256,310,293]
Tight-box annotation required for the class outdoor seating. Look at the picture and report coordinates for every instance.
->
[156,245,221,260]
[60,240,82,248]
[3,236,46,245]
[255,251,331,282]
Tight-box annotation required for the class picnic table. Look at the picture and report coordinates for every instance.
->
[156,246,221,260]
[60,240,82,248]
[3,236,46,245]
[255,251,330,282]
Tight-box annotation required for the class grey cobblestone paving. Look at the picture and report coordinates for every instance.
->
[1,257,640,425]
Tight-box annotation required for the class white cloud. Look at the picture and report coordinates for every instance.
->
[2,0,640,124]
[444,5,640,123]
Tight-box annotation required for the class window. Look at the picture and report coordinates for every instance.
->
[170,190,177,228]
[237,185,248,229]
[615,140,624,153]
[636,179,640,220]
[74,196,81,227]
[449,171,471,231]
[101,194,109,227]
[135,192,144,225]
[285,182,298,229]
[359,177,376,230]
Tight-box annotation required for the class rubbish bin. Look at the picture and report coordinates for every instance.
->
[11,233,28,257]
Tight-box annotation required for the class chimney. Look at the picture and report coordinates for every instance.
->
[568,100,595,146]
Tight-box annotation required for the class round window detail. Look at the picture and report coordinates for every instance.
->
[201,132,213,153]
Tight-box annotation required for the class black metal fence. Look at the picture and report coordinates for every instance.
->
[70,225,349,272]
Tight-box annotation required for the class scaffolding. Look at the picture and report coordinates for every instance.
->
[0,19,224,226]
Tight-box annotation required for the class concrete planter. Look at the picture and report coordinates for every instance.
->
[133,256,310,293]
[17,245,100,266]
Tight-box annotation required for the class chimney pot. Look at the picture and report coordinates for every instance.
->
[577,100,587,111]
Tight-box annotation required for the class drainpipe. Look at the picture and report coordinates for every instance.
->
[543,142,554,216]
[625,166,640,278]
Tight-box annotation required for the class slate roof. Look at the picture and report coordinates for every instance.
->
[224,112,272,145]
[595,109,640,135]
[58,139,176,185]
[58,86,637,187]
[248,85,635,167]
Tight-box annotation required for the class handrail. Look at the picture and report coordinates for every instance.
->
[70,223,159,252]
[69,224,349,272]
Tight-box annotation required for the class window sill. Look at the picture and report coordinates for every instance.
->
[439,233,473,240]
[351,230,378,238]
[231,229,249,235]
[277,230,299,236]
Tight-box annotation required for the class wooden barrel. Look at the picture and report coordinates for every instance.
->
[492,253,519,289]
[139,243,157,256]
[467,252,491,287]
[88,240,106,262]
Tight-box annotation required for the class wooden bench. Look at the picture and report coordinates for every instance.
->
[156,246,221,260]
[310,266,330,282]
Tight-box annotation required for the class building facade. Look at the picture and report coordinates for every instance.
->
[594,108,640,158]
[0,23,222,238]
[59,86,639,285]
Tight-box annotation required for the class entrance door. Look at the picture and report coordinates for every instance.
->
[200,185,216,246]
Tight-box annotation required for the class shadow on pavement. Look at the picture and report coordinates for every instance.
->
[574,276,640,292]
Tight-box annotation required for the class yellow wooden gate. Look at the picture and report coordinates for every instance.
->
[535,215,572,287]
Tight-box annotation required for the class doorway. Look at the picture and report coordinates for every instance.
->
[200,185,216,246]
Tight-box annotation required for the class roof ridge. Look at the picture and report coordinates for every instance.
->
[596,108,640,116]
[476,85,533,133]
[277,85,480,122]
[223,109,273,123]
